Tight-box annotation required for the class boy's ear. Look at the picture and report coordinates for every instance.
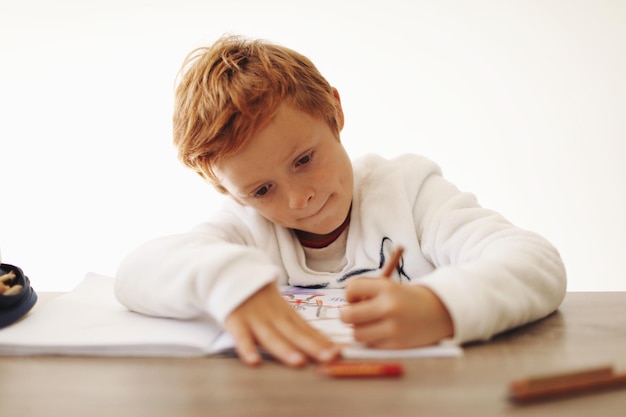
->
[332,88,345,132]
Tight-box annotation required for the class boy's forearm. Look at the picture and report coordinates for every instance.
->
[421,236,566,345]
[414,171,566,345]
[113,232,279,323]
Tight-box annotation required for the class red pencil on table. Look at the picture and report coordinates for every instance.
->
[317,362,404,378]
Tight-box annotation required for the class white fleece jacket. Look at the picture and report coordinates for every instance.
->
[114,154,567,344]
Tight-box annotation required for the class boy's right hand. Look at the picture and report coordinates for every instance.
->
[224,283,340,367]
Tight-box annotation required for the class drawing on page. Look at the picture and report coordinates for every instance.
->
[281,287,347,320]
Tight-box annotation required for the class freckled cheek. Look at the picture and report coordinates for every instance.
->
[337,166,354,194]
[314,168,341,190]
[255,202,294,227]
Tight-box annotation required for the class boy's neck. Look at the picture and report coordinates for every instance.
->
[294,210,351,249]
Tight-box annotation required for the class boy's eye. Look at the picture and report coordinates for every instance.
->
[295,152,313,167]
[254,184,271,198]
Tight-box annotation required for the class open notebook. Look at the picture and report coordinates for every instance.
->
[0,273,462,359]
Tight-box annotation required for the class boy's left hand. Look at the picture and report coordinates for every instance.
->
[339,278,454,348]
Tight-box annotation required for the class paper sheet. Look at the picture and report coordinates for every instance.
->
[0,275,462,359]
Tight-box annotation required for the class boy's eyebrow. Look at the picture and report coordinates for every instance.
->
[231,177,264,197]
[286,143,307,160]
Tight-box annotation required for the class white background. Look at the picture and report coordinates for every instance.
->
[1,0,624,292]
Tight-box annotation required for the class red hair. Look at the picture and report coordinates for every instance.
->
[173,35,341,193]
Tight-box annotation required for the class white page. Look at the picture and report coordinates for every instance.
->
[0,273,226,357]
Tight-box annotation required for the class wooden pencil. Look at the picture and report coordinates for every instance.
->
[509,365,626,403]
[381,246,404,279]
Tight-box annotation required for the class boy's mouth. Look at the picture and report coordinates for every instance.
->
[299,197,329,220]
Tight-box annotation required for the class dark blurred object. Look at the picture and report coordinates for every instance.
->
[0,263,38,328]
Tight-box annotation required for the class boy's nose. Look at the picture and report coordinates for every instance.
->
[287,184,314,209]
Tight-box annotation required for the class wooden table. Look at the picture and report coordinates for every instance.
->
[1,292,625,417]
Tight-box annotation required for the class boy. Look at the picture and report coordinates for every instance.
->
[114,35,567,368]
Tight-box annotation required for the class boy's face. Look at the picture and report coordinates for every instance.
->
[214,99,353,237]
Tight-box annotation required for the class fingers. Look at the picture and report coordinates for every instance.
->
[341,278,394,324]
[350,318,399,349]
[251,319,308,367]
[255,310,339,367]
[223,317,262,366]
[343,276,385,303]
[224,283,340,367]
[281,311,340,362]
[226,308,311,368]
[340,278,397,346]
[341,280,455,349]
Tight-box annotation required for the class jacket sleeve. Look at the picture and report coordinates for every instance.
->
[413,173,567,344]
[114,231,281,324]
